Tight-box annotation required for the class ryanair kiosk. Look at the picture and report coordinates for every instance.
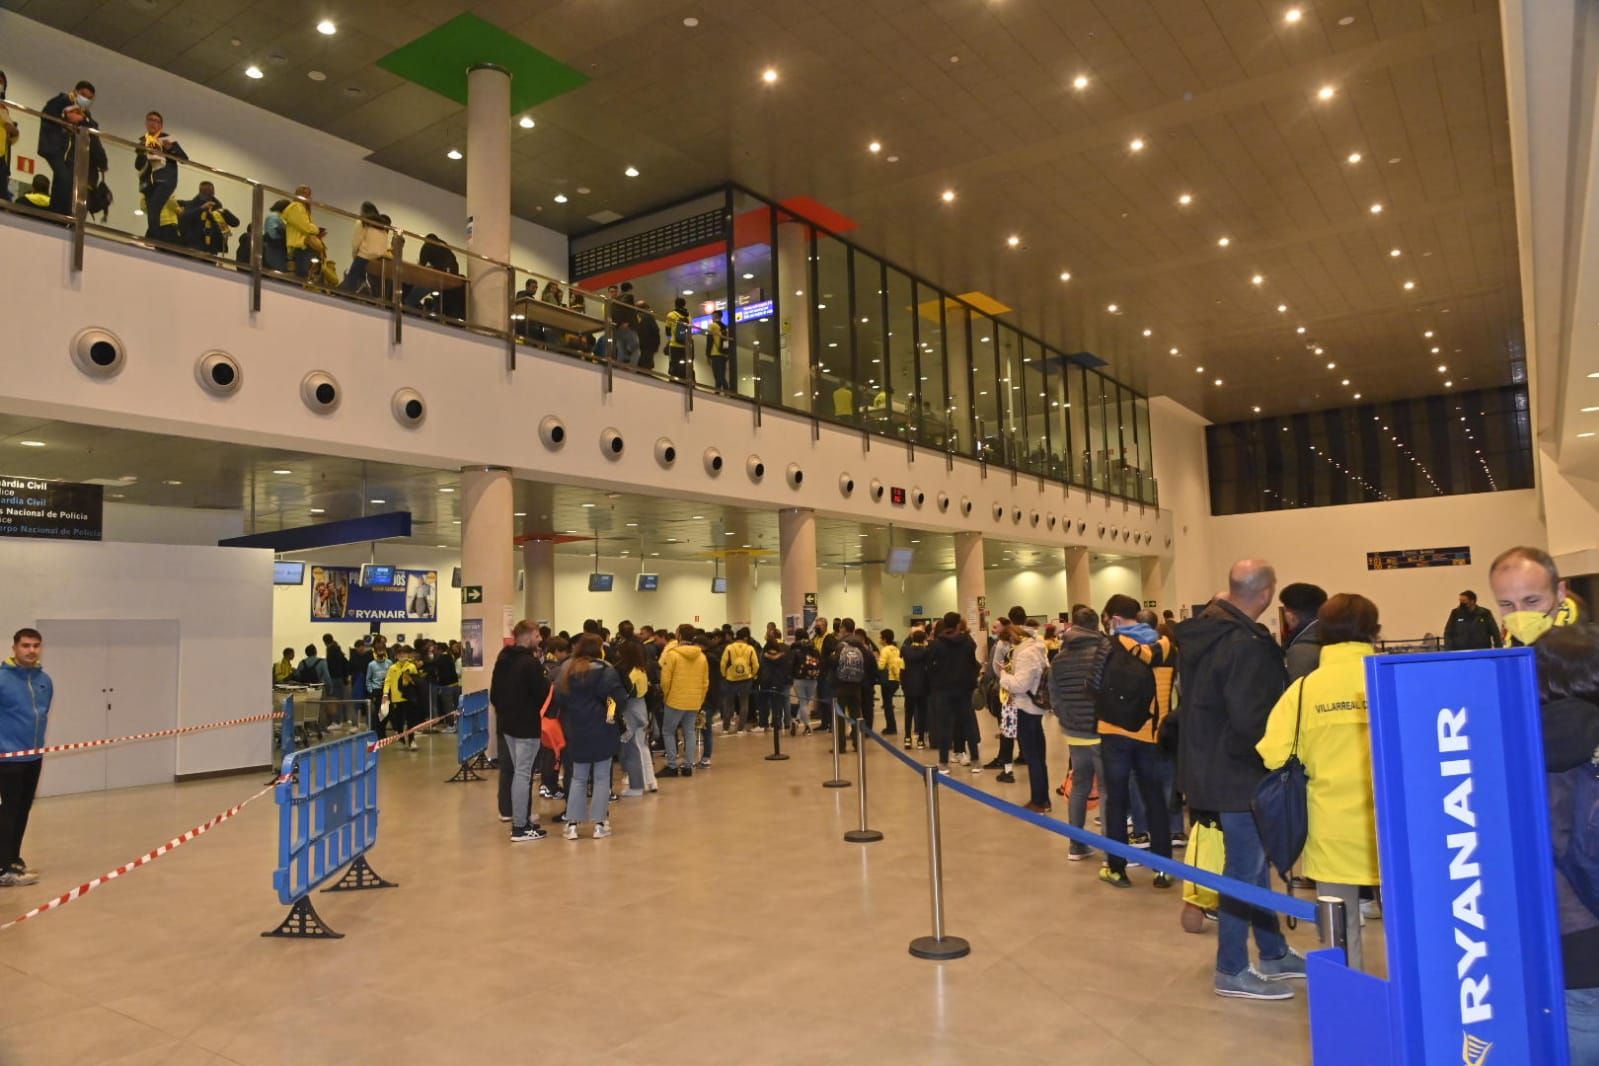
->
[1307,648,1568,1064]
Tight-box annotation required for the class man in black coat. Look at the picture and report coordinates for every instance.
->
[37,80,96,215]
[1175,560,1299,1000]
[1443,590,1502,650]
[491,620,551,841]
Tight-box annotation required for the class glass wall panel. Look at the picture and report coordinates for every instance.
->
[1047,357,1070,483]
[1066,366,1088,486]
[1115,384,1137,498]
[1086,373,1111,491]
[878,267,917,441]
[972,316,1002,464]
[914,283,947,447]
[1021,338,1049,475]
[724,191,775,399]
[995,324,1023,468]
[945,304,974,457]
[1135,397,1155,503]
[813,231,852,420]
[836,252,883,427]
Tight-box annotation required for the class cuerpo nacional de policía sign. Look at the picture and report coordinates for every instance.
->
[0,474,103,541]
[309,565,439,623]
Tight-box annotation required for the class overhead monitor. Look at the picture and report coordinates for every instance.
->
[636,573,660,591]
[451,566,462,588]
[273,560,306,585]
[886,547,914,575]
[711,576,728,594]
[359,564,396,587]
[588,572,615,592]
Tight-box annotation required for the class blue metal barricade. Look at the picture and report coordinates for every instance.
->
[446,690,490,783]
[262,731,395,939]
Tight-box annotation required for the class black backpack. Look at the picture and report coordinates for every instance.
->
[672,316,691,347]
[1090,638,1159,731]
[836,642,866,683]
[294,659,321,685]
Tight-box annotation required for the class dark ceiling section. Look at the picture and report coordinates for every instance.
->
[2,0,1521,420]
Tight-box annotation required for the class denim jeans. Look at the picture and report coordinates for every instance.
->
[505,735,541,831]
[661,706,699,769]
[1568,986,1599,1064]
[615,327,639,365]
[792,678,817,725]
[1101,734,1173,874]
[1217,809,1288,976]
[569,759,613,825]
[621,697,655,790]
[1066,742,1101,855]
[722,679,753,728]
[1129,750,1184,838]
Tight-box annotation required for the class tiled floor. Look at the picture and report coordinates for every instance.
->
[0,724,1329,1064]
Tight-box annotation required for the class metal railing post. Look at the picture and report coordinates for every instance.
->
[908,764,970,960]
[70,125,89,273]
[390,232,405,345]
[844,719,883,843]
[822,704,849,788]
[249,182,264,312]
[1316,895,1350,963]
[765,699,790,762]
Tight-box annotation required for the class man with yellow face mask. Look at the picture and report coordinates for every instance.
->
[1489,546,1583,646]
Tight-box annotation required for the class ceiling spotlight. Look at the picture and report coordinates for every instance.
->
[1142,328,1153,337]
[1007,235,1021,247]
[1178,193,1193,206]
[624,165,640,177]
[370,498,386,505]
[1353,392,1362,399]
[1403,280,1416,290]
[1072,74,1090,90]
[446,148,462,160]
[1370,202,1384,214]
[271,468,292,475]
[1214,378,1224,386]
[742,272,754,280]
[1390,248,1402,257]
[1218,236,1231,247]
[1251,274,1264,286]
[1296,326,1307,334]
[1169,347,1179,355]
[1444,380,1454,387]
[1196,366,1205,373]
[519,115,536,129]
[761,67,779,84]
[1058,271,1072,281]
[1317,85,1336,101]
[1341,379,1351,386]
[553,193,567,203]
[1314,347,1325,355]
[1437,365,1448,372]
[682,289,695,296]
[1107,303,1119,313]
[941,189,956,203]
[1431,346,1441,353]
[1277,303,1288,312]
[316,18,336,34]
[1424,330,1435,338]
[1129,137,1145,152]
[245,65,264,79]
[18,440,45,448]
[1326,362,1336,369]
[1285,7,1303,23]
[1347,151,1363,164]
[1253,405,1263,413]
[868,141,882,153]
[684,16,699,26]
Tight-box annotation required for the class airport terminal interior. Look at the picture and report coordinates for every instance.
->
[0,0,1596,1062]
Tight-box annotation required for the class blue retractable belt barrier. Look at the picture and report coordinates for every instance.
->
[263,731,394,939]
[447,690,490,782]
[857,719,1317,924]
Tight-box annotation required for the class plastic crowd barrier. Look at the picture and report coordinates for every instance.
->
[447,690,491,783]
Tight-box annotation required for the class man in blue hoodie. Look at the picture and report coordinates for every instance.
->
[0,628,51,887]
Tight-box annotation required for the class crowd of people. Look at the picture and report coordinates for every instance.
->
[272,632,462,751]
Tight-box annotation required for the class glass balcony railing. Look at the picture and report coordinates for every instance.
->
[0,104,1159,509]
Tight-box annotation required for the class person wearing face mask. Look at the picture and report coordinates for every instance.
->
[135,110,187,242]
[0,71,17,204]
[1443,589,1501,651]
[1490,546,1584,647]
[38,80,97,216]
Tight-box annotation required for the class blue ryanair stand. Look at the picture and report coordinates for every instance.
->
[263,731,396,939]
[1305,648,1569,1064]
[446,690,490,783]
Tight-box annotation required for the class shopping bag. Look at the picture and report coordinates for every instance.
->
[1183,818,1225,910]
[378,695,391,722]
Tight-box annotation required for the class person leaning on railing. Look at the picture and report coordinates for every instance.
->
[134,110,186,242]
[37,80,96,216]
[176,180,238,256]
[281,185,321,279]
[339,201,390,296]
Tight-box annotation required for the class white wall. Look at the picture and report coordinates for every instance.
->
[1206,489,1547,640]
[102,502,243,546]
[1089,557,1146,609]
[0,11,567,280]
[0,539,272,776]
[1149,396,1214,612]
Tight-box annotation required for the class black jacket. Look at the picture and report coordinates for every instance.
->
[1174,599,1286,812]
[490,645,550,739]
[323,641,349,681]
[179,197,239,255]
[37,92,76,159]
[1048,626,1106,739]
[1544,696,1599,988]
[926,631,979,695]
[760,639,794,688]
[1444,604,1501,650]
[558,661,629,763]
[901,643,931,699]
[637,314,661,356]
[1284,619,1324,682]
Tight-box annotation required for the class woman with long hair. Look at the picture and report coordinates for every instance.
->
[614,638,657,797]
[556,634,629,838]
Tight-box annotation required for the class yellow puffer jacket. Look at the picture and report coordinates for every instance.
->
[1257,641,1380,885]
[879,643,903,682]
[660,643,709,710]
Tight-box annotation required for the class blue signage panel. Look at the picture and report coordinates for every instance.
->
[309,565,439,623]
[1364,649,1567,1065]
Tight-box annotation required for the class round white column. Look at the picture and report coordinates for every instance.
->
[955,531,988,662]
[460,467,515,726]
[466,63,511,331]
[779,507,817,635]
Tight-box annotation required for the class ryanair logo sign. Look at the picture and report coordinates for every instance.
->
[1438,708,1493,1046]
[1462,1033,1492,1065]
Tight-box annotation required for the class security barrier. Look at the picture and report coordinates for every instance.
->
[446,690,490,783]
[263,731,395,939]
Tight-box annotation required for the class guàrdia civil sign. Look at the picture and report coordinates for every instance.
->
[0,474,103,541]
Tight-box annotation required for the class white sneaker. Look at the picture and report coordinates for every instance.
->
[593,822,612,839]
[958,752,970,766]
[751,726,765,734]
[1360,899,1382,921]
[563,822,579,840]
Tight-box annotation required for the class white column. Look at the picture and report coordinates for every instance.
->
[776,222,813,413]
[862,563,884,633]
[1066,546,1092,613]
[955,531,988,662]
[466,63,511,331]
[461,467,514,728]
[779,508,817,635]
[1140,555,1169,614]
[522,537,555,626]
[726,553,753,630]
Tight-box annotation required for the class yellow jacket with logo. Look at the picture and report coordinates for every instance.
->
[879,643,903,682]
[720,640,760,682]
[1257,641,1380,885]
[383,659,420,705]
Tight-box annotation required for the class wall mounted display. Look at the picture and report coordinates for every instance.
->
[1366,547,1471,571]
[310,566,439,622]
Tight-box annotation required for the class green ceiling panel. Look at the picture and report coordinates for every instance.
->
[377,14,588,115]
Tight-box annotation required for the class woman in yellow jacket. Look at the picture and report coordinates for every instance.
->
[878,629,904,735]
[1257,593,1382,970]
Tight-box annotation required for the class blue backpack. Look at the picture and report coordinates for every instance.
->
[1558,761,1599,919]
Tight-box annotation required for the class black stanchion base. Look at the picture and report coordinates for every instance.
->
[445,761,484,783]
[765,753,791,762]
[909,934,970,960]
[844,828,884,843]
[321,855,399,893]
[261,896,343,939]
[468,752,493,771]
[822,779,852,789]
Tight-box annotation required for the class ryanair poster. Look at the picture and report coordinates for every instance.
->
[310,566,439,622]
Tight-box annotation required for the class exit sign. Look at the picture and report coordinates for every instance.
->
[890,486,907,506]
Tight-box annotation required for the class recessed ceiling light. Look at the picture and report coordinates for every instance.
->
[683,16,699,27]
[742,272,754,279]
[316,18,336,34]
[624,165,640,177]
[1370,203,1384,214]
[1424,330,1435,338]
[1142,328,1153,337]
[1218,236,1231,247]
[761,67,778,84]
[868,141,881,153]
[1178,193,1193,206]
[1431,346,1441,353]
[1169,347,1179,355]
[1317,85,1336,101]
[446,148,463,160]
[272,468,292,475]
[1390,248,1402,258]
[163,479,183,486]
[1007,235,1021,247]
[18,440,45,448]
[1403,280,1415,290]
[1107,303,1119,313]
[553,193,567,203]
[514,512,527,517]
[309,507,325,514]
[439,487,455,494]
[1058,271,1071,281]
[370,498,386,504]
[1581,433,1597,439]
[519,115,536,129]
[1296,326,1307,334]
[1252,405,1262,413]
[1341,379,1351,386]
[1214,378,1224,386]
[1284,7,1303,23]
[682,288,695,296]
[1326,362,1336,369]
[1438,365,1448,372]
[886,155,899,163]
[1588,372,1599,379]
[1353,392,1362,399]
[1347,151,1363,164]
[307,70,326,82]
[1277,303,1288,312]
[1072,74,1089,90]
[1444,380,1454,387]
[941,189,956,203]
[1196,366,1205,373]
[244,65,264,79]
[1129,137,1145,152]
[1251,274,1264,286]
[1339,15,1356,25]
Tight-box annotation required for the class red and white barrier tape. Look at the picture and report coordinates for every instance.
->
[367,710,459,752]
[0,711,285,761]
[0,775,286,931]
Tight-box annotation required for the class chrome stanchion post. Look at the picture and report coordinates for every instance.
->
[1316,895,1350,964]
[909,764,970,960]
[844,719,883,843]
[822,704,849,788]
